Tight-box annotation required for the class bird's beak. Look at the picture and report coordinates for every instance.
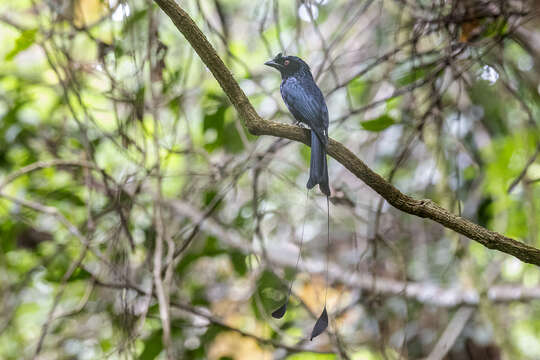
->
[264,60,282,70]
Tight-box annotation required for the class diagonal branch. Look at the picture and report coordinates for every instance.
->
[425,307,475,360]
[153,0,540,267]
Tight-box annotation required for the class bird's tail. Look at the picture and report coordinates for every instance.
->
[306,130,330,196]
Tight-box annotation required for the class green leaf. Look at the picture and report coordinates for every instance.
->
[175,236,225,275]
[251,269,285,319]
[30,186,85,207]
[139,330,163,360]
[230,250,247,275]
[203,236,224,256]
[5,29,38,61]
[122,9,148,33]
[68,267,92,282]
[482,18,508,39]
[191,284,210,306]
[361,115,395,132]
[45,254,71,282]
[396,67,427,86]
[347,78,371,106]
[391,60,436,87]
[203,105,227,152]
[100,338,112,353]
[222,120,244,153]
[202,93,246,153]
[203,189,218,206]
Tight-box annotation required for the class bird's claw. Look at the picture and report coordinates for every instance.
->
[293,121,307,129]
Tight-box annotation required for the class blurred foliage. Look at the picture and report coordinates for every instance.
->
[0,0,540,359]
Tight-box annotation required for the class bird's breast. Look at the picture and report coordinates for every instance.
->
[282,76,298,86]
[280,76,298,97]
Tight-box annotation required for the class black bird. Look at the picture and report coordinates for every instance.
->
[265,53,331,341]
[265,53,330,196]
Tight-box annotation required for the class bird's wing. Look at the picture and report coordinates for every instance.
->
[281,78,328,145]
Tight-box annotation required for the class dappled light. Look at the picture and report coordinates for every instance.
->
[1,0,540,359]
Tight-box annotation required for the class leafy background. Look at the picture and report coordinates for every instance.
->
[1,0,540,359]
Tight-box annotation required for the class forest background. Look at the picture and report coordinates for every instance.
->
[1,0,540,359]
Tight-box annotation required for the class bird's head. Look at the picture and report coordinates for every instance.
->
[264,53,311,78]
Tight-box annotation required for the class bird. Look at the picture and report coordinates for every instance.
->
[264,53,330,196]
[265,53,331,341]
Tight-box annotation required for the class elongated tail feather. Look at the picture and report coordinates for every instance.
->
[306,130,330,196]
[271,302,287,319]
[310,306,328,340]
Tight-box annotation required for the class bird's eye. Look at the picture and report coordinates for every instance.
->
[284,60,290,66]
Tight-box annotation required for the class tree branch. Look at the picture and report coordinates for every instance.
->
[153,0,540,266]
[425,307,475,360]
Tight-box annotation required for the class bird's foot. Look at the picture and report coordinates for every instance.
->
[293,121,307,129]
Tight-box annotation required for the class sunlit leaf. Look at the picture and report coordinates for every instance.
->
[361,114,395,132]
[5,29,37,61]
